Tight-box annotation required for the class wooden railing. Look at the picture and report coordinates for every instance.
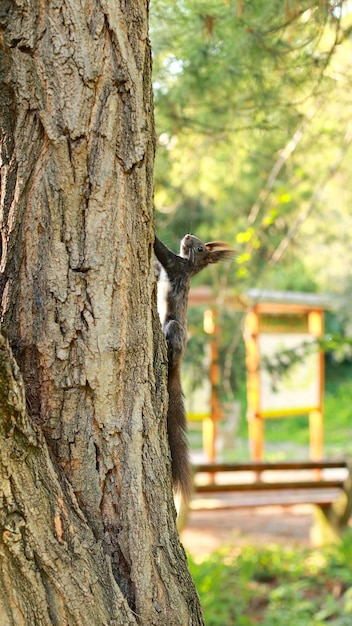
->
[192,459,352,543]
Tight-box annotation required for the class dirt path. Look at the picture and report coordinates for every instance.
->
[181,504,314,557]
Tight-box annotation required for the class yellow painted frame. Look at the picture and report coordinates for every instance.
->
[245,305,324,462]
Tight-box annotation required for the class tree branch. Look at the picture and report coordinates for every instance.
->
[269,125,352,266]
[247,104,320,225]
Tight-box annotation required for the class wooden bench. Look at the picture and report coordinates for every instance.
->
[192,459,352,544]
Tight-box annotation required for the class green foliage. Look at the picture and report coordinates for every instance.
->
[151,0,352,303]
[260,333,352,393]
[151,1,352,428]
[188,540,352,625]
[324,360,352,451]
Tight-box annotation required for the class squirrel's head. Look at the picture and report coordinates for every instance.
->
[180,234,236,274]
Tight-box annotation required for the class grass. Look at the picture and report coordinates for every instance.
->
[188,537,352,625]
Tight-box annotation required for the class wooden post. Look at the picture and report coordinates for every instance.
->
[244,310,263,460]
[311,462,352,545]
[202,417,217,464]
[248,415,264,462]
[309,409,324,462]
[308,310,324,462]
[203,309,222,465]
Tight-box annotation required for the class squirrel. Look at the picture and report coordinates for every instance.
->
[154,233,236,501]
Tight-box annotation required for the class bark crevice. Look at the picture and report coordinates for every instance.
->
[0,2,205,623]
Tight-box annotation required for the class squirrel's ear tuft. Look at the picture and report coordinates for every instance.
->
[205,241,236,263]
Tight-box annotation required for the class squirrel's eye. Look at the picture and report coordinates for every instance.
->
[197,246,204,253]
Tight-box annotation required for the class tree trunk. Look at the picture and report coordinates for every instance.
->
[0,1,204,624]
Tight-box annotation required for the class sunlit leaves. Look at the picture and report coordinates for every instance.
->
[151,0,352,350]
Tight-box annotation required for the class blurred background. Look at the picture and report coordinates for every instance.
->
[151,0,352,462]
[151,4,352,623]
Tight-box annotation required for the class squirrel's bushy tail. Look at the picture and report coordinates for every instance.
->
[167,368,193,501]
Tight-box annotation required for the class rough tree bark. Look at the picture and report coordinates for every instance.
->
[0,1,204,624]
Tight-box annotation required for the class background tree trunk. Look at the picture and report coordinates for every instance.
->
[0,1,204,624]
